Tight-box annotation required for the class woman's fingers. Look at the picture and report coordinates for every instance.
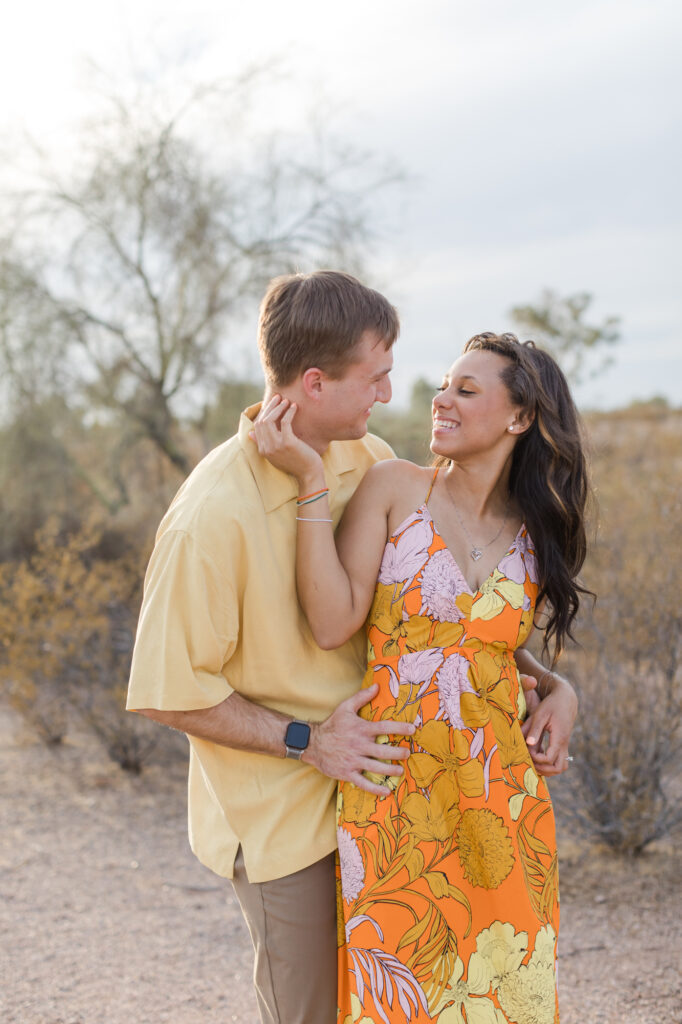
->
[250,398,300,457]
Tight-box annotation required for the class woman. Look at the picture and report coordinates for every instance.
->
[254,333,589,1024]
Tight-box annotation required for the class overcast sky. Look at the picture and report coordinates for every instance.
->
[2,0,680,407]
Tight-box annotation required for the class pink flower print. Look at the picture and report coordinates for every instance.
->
[399,648,445,697]
[398,648,445,686]
[498,530,539,585]
[419,549,468,621]
[435,654,476,729]
[337,826,366,902]
[378,514,433,587]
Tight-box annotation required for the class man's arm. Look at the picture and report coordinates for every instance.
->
[138,681,415,797]
[514,647,578,777]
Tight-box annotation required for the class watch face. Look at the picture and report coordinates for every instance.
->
[285,720,311,750]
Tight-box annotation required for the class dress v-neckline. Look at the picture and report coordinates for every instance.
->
[422,503,524,598]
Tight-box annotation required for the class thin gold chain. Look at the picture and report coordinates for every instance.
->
[446,487,511,562]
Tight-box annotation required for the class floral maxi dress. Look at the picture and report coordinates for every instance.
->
[337,483,560,1024]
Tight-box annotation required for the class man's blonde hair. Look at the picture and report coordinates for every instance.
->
[258,270,399,386]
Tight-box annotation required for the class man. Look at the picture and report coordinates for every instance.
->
[127,270,577,1024]
[127,271,413,1024]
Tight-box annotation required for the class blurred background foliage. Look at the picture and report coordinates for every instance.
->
[0,73,679,856]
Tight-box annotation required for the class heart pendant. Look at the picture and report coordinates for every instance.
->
[471,547,483,561]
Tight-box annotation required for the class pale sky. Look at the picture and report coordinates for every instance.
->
[2,0,680,408]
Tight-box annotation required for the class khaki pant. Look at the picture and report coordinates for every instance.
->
[231,848,337,1024]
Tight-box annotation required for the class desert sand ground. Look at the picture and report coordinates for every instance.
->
[1,707,680,1024]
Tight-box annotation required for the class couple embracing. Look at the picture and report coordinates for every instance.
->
[128,270,588,1024]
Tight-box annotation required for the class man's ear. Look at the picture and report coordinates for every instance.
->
[301,367,325,398]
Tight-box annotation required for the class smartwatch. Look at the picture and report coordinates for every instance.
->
[285,719,311,760]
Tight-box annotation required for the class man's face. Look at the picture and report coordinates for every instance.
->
[319,329,393,442]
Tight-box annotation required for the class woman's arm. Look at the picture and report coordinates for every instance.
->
[514,646,578,776]
[251,397,395,648]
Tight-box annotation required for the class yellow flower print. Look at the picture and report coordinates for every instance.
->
[469,650,514,713]
[458,650,516,730]
[367,582,409,656]
[488,707,532,769]
[346,993,380,1023]
[455,809,515,890]
[497,929,557,1024]
[531,924,556,967]
[336,872,346,948]
[340,785,379,828]
[465,923,558,1024]
[433,957,506,1024]
[363,733,403,792]
[409,720,484,796]
[497,962,556,1024]
[466,921,528,993]
[470,570,525,621]
[403,773,461,842]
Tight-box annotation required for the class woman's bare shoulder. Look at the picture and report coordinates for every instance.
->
[359,459,427,497]
[360,459,435,514]
[364,458,433,485]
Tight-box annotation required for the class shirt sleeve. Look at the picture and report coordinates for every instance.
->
[126,528,239,712]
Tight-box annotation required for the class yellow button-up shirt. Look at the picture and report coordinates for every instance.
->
[127,405,394,882]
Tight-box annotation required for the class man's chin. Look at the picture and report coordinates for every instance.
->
[325,419,370,444]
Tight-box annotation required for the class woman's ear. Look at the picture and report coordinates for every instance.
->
[508,409,535,436]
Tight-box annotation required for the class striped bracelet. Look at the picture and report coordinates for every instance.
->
[297,487,329,505]
[296,490,330,507]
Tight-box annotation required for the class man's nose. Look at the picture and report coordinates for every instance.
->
[377,378,392,404]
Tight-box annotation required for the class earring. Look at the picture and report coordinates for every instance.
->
[508,425,516,433]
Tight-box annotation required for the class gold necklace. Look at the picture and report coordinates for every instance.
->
[447,487,511,562]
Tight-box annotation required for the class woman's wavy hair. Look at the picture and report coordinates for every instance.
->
[443,331,593,664]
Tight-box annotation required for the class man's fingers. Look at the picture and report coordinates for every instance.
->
[360,758,404,777]
[356,741,409,765]
[370,718,416,737]
[349,772,392,796]
[524,711,549,749]
[380,744,411,760]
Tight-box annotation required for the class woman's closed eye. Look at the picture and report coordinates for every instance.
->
[435,385,475,396]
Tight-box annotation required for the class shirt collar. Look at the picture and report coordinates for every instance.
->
[238,403,359,513]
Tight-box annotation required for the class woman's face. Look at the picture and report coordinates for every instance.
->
[430,349,524,460]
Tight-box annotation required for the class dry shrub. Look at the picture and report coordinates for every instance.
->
[554,410,682,853]
[0,516,158,770]
[558,648,681,854]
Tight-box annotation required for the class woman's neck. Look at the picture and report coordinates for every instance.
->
[443,456,513,520]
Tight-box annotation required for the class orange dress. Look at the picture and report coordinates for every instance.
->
[337,476,560,1024]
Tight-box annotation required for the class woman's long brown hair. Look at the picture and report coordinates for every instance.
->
[447,332,593,664]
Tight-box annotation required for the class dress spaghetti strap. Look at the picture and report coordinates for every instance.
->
[424,466,440,504]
